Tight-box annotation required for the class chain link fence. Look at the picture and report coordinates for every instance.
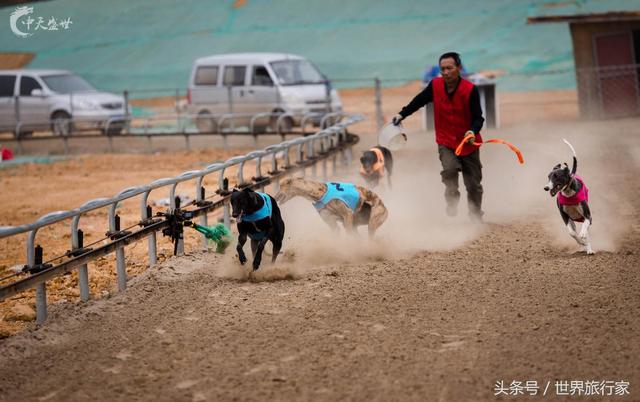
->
[576,63,640,119]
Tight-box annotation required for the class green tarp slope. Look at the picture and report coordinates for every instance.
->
[1,0,638,95]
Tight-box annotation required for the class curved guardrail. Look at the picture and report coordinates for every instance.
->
[0,114,363,325]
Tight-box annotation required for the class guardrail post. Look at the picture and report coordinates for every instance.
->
[108,135,114,153]
[75,229,90,302]
[184,134,191,151]
[71,214,90,302]
[375,77,383,132]
[171,195,185,256]
[198,186,208,249]
[147,135,153,154]
[223,200,231,229]
[218,173,231,229]
[115,215,127,291]
[109,206,127,292]
[309,141,317,178]
[35,282,46,325]
[63,136,70,155]
[322,157,328,181]
[141,192,157,266]
[34,244,47,325]
[25,229,48,324]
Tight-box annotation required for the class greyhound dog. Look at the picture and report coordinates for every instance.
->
[360,145,394,188]
[275,178,388,236]
[230,188,285,270]
[544,139,594,254]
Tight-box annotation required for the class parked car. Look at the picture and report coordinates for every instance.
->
[0,69,128,137]
[187,53,342,133]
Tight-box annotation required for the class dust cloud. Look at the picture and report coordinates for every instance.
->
[218,118,637,280]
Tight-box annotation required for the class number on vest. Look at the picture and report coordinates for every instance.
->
[330,182,344,192]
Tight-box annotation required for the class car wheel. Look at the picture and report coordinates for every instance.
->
[196,111,217,133]
[51,111,72,136]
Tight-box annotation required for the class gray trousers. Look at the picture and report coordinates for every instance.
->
[437,145,483,216]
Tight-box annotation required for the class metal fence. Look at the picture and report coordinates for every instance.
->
[3,110,351,155]
[0,114,362,324]
[575,63,640,119]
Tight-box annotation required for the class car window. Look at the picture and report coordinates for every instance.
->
[223,66,246,86]
[194,66,218,86]
[270,59,325,85]
[41,74,95,94]
[20,76,42,96]
[251,66,273,86]
[0,75,16,97]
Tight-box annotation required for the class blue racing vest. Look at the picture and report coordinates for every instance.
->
[241,192,272,222]
[313,182,360,212]
[240,192,272,240]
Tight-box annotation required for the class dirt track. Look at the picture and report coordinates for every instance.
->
[0,117,639,401]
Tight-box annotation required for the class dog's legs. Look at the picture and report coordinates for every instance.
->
[318,209,340,233]
[581,235,595,255]
[565,221,583,245]
[271,238,282,263]
[368,202,389,238]
[342,213,356,234]
[250,239,260,257]
[252,237,269,271]
[237,232,248,265]
[579,219,594,254]
[578,219,590,242]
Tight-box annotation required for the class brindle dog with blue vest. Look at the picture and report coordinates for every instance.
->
[230,188,285,271]
[275,178,388,236]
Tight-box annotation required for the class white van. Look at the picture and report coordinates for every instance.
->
[0,69,128,137]
[187,53,342,133]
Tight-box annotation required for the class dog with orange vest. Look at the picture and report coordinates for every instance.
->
[359,145,394,188]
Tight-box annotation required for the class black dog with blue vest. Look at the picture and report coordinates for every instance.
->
[230,188,285,271]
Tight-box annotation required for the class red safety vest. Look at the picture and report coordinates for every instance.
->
[432,77,482,156]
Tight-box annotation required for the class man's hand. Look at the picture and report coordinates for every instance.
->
[391,114,403,126]
[465,130,476,144]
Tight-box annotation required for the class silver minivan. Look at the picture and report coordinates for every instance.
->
[0,69,128,137]
[187,53,342,133]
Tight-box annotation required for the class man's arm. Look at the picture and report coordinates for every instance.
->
[399,82,433,119]
[469,86,485,134]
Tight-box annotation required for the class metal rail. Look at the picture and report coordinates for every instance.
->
[0,115,362,324]
[2,111,349,155]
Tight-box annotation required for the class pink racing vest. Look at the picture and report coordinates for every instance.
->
[557,175,588,206]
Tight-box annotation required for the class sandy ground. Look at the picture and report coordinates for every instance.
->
[0,86,639,400]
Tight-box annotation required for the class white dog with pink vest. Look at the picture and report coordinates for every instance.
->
[544,139,594,255]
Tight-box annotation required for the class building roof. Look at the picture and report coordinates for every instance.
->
[528,10,640,24]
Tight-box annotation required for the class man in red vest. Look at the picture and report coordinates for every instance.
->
[392,52,485,222]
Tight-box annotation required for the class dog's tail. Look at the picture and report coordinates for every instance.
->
[562,138,577,175]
